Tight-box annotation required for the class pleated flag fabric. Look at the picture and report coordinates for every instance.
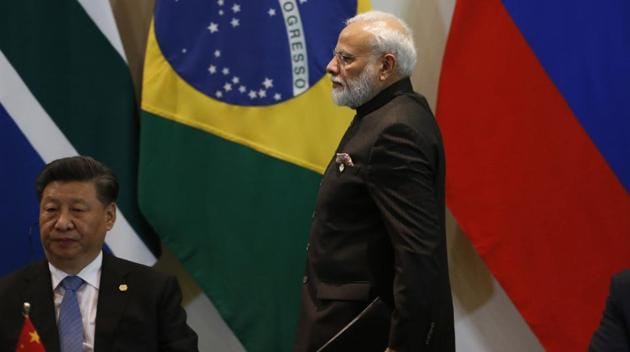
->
[437,0,630,350]
[139,1,370,351]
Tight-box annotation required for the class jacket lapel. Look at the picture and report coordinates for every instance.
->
[24,261,60,352]
[94,254,130,351]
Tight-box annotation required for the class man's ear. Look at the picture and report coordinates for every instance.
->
[379,53,397,81]
[105,203,116,231]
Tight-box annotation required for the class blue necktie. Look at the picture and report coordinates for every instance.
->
[58,276,85,352]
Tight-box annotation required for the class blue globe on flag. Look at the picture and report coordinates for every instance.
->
[155,0,357,106]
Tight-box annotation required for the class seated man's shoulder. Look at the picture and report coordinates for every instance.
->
[0,261,45,293]
[105,255,173,285]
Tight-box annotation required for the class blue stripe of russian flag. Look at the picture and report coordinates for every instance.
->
[503,0,630,193]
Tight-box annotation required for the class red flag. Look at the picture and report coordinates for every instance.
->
[437,0,630,350]
[15,316,45,352]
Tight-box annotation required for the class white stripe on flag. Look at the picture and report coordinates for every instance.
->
[77,0,128,63]
[0,50,155,266]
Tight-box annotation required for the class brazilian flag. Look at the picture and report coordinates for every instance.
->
[139,0,370,351]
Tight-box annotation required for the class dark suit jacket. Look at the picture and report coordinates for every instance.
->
[295,78,454,352]
[0,253,198,351]
[590,269,630,351]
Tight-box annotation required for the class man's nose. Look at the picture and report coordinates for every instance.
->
[326,56,338,76]
[54,209,74,231]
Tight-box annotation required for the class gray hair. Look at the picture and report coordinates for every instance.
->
[346,11,417,77]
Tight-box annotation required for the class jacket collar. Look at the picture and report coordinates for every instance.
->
[355,77,414,118]
[21,253,132,352]
[93,253,131,351]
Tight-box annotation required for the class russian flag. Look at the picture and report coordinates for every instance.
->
[437,0,630,350]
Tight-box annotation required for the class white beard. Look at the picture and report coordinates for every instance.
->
[331,64,379,108]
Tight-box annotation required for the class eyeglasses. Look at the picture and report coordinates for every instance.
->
[332,50,382,68]
[332,50,358,67]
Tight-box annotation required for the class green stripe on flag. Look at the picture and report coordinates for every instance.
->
[0,0,158,254]
[139,111,320,351]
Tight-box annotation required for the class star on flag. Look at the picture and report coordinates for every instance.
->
[16,315,44,352]
[208,22,219,33]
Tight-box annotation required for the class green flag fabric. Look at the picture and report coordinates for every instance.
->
[0,0,157,268]
[139,1,370,350]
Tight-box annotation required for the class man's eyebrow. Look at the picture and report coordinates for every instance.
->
[41,196,89,203]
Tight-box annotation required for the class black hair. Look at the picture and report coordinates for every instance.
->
[35,156,118,204]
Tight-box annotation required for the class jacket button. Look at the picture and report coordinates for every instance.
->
[306,243,310,251]
[302,276,308,284]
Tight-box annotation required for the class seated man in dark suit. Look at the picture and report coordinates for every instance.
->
[0,156,198,351]
[590,269,630,351]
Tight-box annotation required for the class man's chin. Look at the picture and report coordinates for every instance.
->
[46,242,82,258]
[332,91,349,107]
[332,94,363,108]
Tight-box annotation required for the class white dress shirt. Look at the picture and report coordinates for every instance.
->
[50,251,102,352]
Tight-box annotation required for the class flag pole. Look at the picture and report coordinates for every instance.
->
[23,302,31,318]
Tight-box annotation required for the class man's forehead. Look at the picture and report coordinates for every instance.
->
[41,180,97,198]
[340,22,372,39]
[337,24,373,53]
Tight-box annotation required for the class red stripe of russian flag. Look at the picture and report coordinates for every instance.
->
[437,0,630,350]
